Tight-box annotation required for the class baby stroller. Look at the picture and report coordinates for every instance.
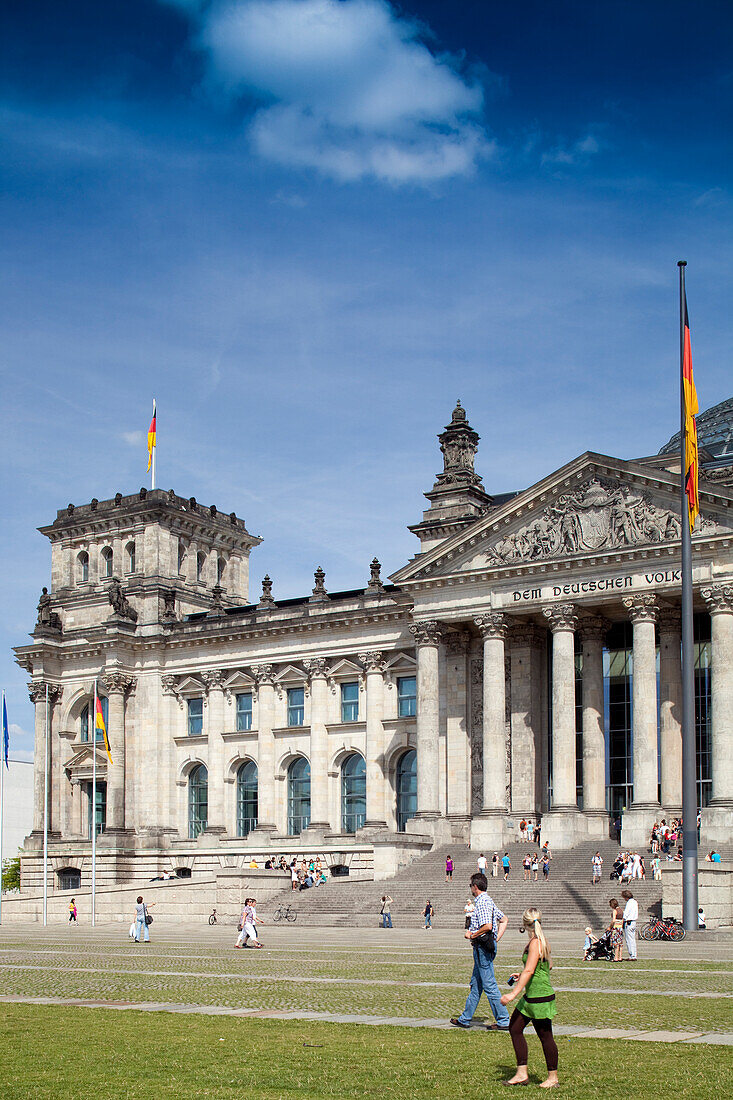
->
[609,857,624,881]
[585,930,615,961]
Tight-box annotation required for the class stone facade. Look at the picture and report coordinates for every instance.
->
[14,404,733,890]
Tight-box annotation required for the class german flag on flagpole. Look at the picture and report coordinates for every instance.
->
[147,399,157,474]
[682,294,699,532]
[95,695,113,765]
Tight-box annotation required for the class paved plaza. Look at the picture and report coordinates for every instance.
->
[1,923,731,1045]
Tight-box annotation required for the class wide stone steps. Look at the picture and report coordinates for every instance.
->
[271,841,662,930]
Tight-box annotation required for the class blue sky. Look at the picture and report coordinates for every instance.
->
[1,0,731,758]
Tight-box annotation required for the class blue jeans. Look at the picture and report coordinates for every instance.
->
[135,917,149,943]
[458,943,510,1027]
[381,913,392,928]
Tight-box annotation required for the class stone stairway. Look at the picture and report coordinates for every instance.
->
[268,841,663,932]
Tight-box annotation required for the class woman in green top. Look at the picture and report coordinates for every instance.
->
[500,906,559,1088]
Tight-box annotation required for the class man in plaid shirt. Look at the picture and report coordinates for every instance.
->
[450,872,510,1030]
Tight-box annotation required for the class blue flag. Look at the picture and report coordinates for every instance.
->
[2,695,8,768]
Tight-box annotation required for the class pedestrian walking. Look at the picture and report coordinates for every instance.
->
[608,897,623,962]
[541,855,550,880]
[591,852,603,884]
[68,898,77,923]
[621,889,638,960]
[464,897,475,930]
[449,873,510,1031]
[380,895,393,928]
[502,852,511,881]
[133,895,155,943]
[424,900,434,929]
[492,853,499,877]
[500,907,559,1089]
[531,853,539,881]
[445,855,454,882]
[523,854,531,881]
[477,852,488,876]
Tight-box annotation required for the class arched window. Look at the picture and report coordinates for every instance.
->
[101,547,113,578]
[188,764,208,838]
[125,541,136,573]
[197,552,206,583]
[237,761,258,837]
[178,540,186,575]
[396,749,417,832]
[287,757,311,835]
[217,556,225,584]
[77,551,89,584]
[80,696,108,742]
[341,753,366,833]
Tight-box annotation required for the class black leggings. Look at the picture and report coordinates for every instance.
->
[509,1009,558,1072]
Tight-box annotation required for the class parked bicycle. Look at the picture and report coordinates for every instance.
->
[273,903,297,923]
[640,916,685,941]
[208,908,218,926]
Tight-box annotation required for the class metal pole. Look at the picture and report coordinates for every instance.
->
[0,690,5,925]
[92,680,97,928]
[678,259,698,930]
[43,683,48,926]
[151,397,156,491]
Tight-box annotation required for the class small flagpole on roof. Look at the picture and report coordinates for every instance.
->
[678,260,699,931]
[148,399,157,491]
[0,691,6,925]
[43,683,49,926]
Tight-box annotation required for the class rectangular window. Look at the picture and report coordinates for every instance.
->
[287,687,305,727]
[187,697,204,736]
[397,676,416,718]
[341,682,359,723]
[236,692,253,732]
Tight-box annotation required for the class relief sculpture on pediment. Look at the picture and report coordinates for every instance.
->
[485,478,706,565]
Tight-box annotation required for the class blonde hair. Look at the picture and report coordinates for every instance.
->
[522,906,551,962]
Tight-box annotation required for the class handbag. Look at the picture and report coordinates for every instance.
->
[473,929,494,951]
[144,907,153,926]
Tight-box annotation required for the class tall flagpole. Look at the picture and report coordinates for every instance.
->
[678,259,698,930]
[151,397,156,491]
[92,680,97,928]
[0,691,5,926]
[43,683,49,926]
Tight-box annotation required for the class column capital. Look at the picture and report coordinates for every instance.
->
[657,604,682,633]
[303,657,328,679]
[578,614,610,643]
[445,629,470,654]
[474,612,507,640]
[103,672,137,696]
[201,669,225,692]
[701,583,733,615]
[359,650,384,672]
[28,681,63,706]
[622,594,657,623]
[249,663,274,686]
[160,674,179,697]
[409,620,442,647]
[542,603,578,632]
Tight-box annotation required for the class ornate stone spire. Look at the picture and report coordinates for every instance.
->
[409,401,493,551]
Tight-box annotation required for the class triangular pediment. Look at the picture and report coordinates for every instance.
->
[64,744,108,775]
[392,452,733,585]
[326,658,362,679]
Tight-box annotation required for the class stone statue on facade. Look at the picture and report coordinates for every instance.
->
[35,587,62,633]
[486,477,695,565]
[161,589,177,623]
[107,577,138,622]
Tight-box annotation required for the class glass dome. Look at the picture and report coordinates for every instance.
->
[658,396,733,465]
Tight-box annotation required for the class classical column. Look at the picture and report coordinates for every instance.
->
[623,595,660,810]
[701,585,733,808]
[250,666,276,835]
[658,607,682,814]
[104,673,136,833]
[444,631,470,823]
[28,682,62,835]
[359,651,387,829]
[409,620,442,820]
[202,669,226,834]
[474,613,508,814]
[542,604,579,811]
[304,658,330,830]
[509,623,544,819]
[580,616,608,815]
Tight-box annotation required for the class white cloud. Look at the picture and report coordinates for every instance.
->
[541,133,601,168]
[172,0,492,184]
[121,430,144,446]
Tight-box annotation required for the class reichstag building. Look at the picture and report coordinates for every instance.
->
[16,398,733,888]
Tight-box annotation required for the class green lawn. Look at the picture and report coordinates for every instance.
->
[1,1005,730,1100]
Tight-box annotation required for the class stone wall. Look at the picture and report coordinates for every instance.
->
[662,862,733,928]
